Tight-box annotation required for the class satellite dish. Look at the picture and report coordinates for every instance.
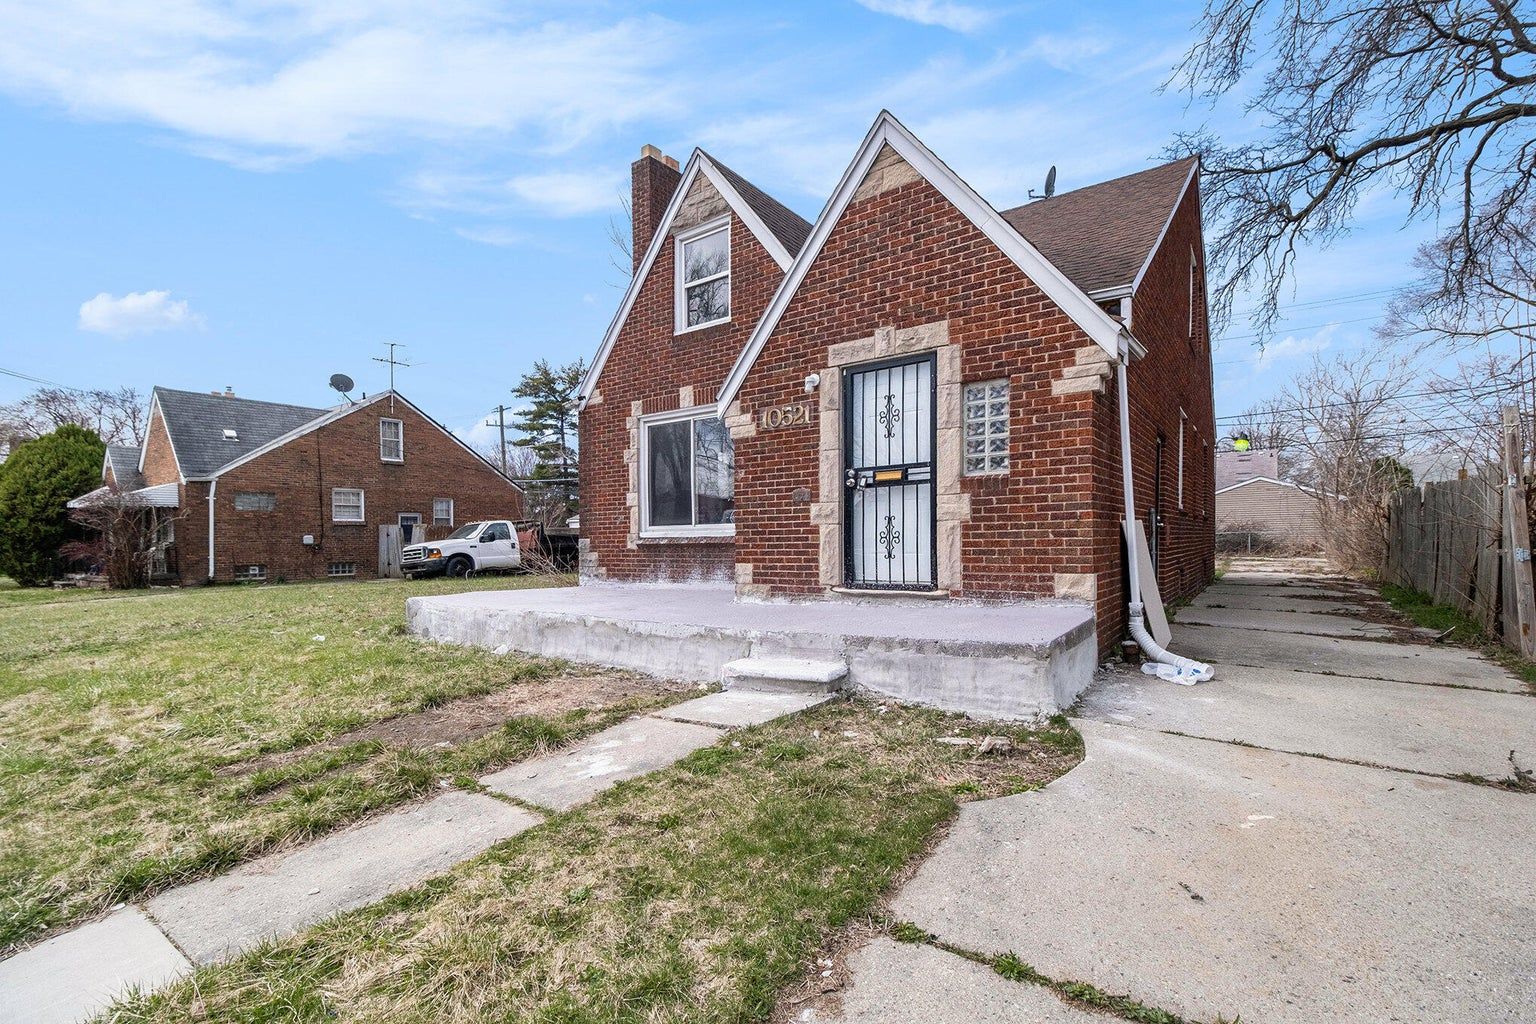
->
[1028,165,1057,201]
[329,373,355,394]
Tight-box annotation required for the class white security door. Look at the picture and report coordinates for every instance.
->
[844,354,936,590]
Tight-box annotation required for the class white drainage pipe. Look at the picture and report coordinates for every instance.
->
[1116,338,1212,684]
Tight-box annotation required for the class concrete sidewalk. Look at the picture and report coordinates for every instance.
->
[819,560,1536,1024]
[0,689,833,1024]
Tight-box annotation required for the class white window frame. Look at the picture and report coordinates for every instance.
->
[380,418,404,463]
[332,487,365,523]
[433,498,454,526]
[1177,409,1187,510]
[962,379,1010,476]
[674,216,731,334]
[638,406,735,539]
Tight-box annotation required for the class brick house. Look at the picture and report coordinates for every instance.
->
[81,386,523,583]
[578,111,1214,658]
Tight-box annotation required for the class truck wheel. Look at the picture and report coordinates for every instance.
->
[445,555,473,578]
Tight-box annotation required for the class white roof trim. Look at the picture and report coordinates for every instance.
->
[717,111,1127,413]
[1215,475,1323,497]
[140,392,186,484]
[576,151,797,410]
[187,391,524,493]
[1128,158,1199,297]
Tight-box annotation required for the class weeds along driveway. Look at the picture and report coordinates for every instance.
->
[0,575,694,954]
[98,702,1082,1024]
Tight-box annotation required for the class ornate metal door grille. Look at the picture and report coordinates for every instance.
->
[843,354,936,590]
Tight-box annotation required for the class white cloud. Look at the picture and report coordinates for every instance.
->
[507,170,623,217]
[0,4,683,164]
[454,225,527,247]
[78,290,204,337]
[854,0,994,33]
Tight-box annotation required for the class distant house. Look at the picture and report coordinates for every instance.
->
[1215,450,1325,549]
[74,386,522,583]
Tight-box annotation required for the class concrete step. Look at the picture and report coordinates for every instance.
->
[722,656,848,694]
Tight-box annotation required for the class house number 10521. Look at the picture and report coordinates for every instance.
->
[759,403,813,429]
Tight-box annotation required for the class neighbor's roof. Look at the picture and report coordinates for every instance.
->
[1001,156,1198,296]
[703,152,813,257]
[151,387,326,479]
[105,445,145,489]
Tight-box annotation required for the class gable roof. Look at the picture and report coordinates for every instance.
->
[717,111,1132,412]
[105,445,145,489]
[151,387,326,480]
[1000,157,1198,297]
[576,149,811,409]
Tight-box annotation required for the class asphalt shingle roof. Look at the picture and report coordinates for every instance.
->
[153,387,327,479]
[1000,157,1197,296]
[703,152,814,257]
[105,445,145,490]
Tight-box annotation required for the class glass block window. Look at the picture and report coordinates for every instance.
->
[963,380,1009,475]
[327,561,357,577]
[235,564,267,581]
[233,491,276,511]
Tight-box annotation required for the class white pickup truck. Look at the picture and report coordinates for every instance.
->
[401,520,521,578]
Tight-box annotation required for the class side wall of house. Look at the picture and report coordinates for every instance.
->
[205,400,522,582]
[578,172,786,584]
[1090,179,1217,648]
[730,150,1107,617]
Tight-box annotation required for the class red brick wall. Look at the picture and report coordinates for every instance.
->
[1090,179,1217,648]
[732,174,1104,601]
[201,399,522,582]
[579,205,786,583]
[140,409,180,487]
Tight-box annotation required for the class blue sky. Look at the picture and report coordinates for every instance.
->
[0,0,1434,448]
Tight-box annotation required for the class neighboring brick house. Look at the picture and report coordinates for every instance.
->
[578,111,1215,657]
[80,386,523,583]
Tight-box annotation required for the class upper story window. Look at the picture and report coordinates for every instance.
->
[380,418,404,462]
[675,218,730,333]
[332,487,365,523]
[640,409,734,537]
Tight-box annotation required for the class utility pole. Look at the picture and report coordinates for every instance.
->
[371,342,411,412]
[486,404,512,475]
[1503,406,1536,657]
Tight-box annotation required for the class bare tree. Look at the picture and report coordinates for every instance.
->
[1170,1,1536,334]
[606,192,633,287]
[0,387,146,448]
[63,489,183,589]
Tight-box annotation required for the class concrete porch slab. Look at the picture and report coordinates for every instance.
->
[147,791,539,964]
[654,690,837,728]
[408,584,1098,719]
[0,907,190,1024]
[479,715,723,811]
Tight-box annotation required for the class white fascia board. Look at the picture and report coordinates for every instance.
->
[576,151,796,410]
[716,110,1126,414]
[1128,158,1199,297]
[1215,475,1309,496]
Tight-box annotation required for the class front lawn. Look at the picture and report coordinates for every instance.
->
[112,701,1083,1024]
[0,574,691,952]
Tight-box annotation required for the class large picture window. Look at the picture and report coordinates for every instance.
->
[641,411,734,536]
[675,218,730,332]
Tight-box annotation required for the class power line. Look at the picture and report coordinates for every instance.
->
[1213,314,1387,353]
[1226,287,1402,321]
[1215,378,1526,422]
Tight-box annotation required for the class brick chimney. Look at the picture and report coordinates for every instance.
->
[631,144,682,274]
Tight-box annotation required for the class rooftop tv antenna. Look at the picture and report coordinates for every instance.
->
[1028,165,1057,201]
[372,342,411,411]
[328,373,356,404]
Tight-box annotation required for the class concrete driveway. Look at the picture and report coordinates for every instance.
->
[817,561,1536,1024]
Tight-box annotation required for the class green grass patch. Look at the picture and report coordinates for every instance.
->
[0,574,690,951]
[1379,583,1536,691]
[106,702,1082,1024]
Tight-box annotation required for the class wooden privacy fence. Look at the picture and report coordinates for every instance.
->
[1382,408,1536,657]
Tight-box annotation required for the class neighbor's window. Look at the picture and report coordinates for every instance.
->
[963,380,1009,475]
[236,564,267,581]
[433,498,454,526]
[332,487,365,522]
[675,218,730,331]
[642,411,734,535]
[327,561,357,577]
[234,491,276,512]
[380,418,404,462]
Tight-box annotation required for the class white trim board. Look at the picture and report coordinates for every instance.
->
[1128,158,1200,297]
[1215,475,1332,500]
[577,151,798,410]
[716,110,1129,415]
